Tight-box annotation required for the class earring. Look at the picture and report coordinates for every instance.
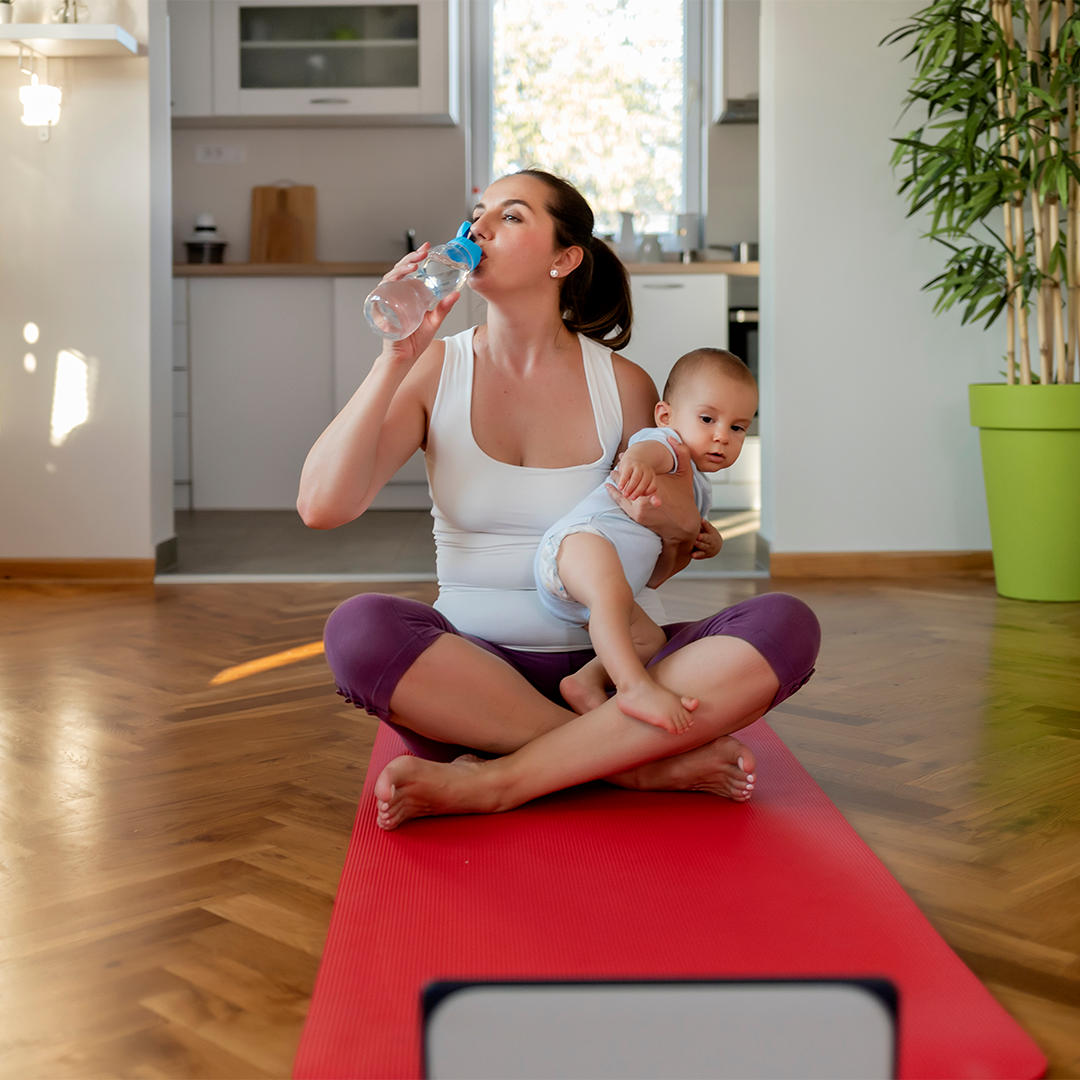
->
[550,269,559,278]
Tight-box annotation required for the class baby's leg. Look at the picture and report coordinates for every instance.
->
[555,532,697,734]
[561,603,668,714]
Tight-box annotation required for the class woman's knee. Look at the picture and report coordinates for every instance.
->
[751,592,821,671]
[323,593,452,719]
[662,591,821,708]
[739,592,821,706]
[325,592,400,675]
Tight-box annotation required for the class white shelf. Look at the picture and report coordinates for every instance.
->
[0,24,141,57]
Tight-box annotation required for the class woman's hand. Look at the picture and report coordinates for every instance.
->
[691,519,723,560]
[375,243,461,371]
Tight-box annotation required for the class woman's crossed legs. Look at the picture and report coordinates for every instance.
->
[324,592,820,830]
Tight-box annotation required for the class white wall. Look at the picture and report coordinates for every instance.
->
[171,125,468,263]
[0,0,170,560]
[759,0,995,554]
[151,0,174,547]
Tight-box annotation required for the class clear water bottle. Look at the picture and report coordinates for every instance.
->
[364,222,482,340]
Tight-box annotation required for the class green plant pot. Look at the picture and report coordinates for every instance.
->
[969,383,1080,601]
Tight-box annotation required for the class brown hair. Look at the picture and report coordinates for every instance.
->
[662,348,757,402]
[513,167,634,350]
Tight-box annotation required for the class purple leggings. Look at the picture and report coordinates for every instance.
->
[323,592,821,761]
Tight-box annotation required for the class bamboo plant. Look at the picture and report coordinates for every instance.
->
[884,0,1080,385]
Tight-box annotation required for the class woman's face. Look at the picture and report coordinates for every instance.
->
[467,174,578,297]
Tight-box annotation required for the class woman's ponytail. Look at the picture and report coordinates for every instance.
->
[517,168,634,351]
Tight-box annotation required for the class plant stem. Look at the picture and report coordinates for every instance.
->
[1002,1,1035,383]
[1028,0,1054,384]
[1049,0,1067,383]
[1068,0,1078,383]
[994,0,1019,383]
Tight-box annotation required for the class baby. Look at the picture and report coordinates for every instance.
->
[534,348,759,734]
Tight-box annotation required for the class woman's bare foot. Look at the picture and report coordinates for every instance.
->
[607,735,757,801]
[614,678,698,735]
[373,753,498,831]
[560,668,609,715]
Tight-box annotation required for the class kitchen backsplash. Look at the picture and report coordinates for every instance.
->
[172,118,756,276]
[172,125,467,264]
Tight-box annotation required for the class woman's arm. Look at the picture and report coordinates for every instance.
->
[609,357,701,584]
[297,247,457,529]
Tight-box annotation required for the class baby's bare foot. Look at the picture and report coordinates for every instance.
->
[373,753,494,830]
[614,679,698,734]
[560,671,609,715]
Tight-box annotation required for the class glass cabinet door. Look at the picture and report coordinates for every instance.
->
[212,0,454,121]
[239,5,419,90]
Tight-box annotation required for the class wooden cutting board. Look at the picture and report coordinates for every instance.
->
[250,184,316,263]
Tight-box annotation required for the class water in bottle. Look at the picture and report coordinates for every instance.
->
[365,222,482,340]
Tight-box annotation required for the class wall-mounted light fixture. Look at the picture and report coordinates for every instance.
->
[17,44,61,139]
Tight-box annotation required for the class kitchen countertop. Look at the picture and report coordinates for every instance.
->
[173,260,760,278]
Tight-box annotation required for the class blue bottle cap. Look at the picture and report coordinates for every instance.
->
[443,221,482,271]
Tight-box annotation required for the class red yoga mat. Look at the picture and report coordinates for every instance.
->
[294,720,1046,1080]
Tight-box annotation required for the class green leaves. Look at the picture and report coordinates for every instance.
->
[883,0,1077,330]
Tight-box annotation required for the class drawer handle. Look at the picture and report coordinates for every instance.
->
[310,97,349,105]
[642,283,686,289]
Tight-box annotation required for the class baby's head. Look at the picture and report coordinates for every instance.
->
[656,348,758,473]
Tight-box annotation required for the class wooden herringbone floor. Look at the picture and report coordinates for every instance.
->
[0,577,1077,1078]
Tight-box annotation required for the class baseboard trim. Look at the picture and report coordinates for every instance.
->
[0,559,157,583]
[769,550,994,579]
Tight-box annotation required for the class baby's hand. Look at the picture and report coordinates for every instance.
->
[613,458,658,503]
[691,518,723,560]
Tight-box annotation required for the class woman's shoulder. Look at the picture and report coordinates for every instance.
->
[606,349,660,446]
[610,350,661,406]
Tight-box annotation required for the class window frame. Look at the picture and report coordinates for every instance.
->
[466,0,710,228]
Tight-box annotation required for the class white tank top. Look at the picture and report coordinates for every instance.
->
[426,327,665,651]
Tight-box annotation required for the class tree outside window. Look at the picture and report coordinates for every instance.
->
[492,0,686,238]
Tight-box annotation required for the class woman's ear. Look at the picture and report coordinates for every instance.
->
[552,245,584,277]
[654,400,672,427]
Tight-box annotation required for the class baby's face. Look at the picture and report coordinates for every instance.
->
[655,370,758,473]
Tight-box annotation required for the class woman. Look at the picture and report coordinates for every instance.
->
[298,169,820,830]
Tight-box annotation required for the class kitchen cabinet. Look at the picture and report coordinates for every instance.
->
[175,268,755,511]
[168,0,458,125]
[713,0,760,124]
[168,0,214,117]
[173,279,193,510]
[177,274,474,510]
[621,273,729,399]
[188,277,334,509]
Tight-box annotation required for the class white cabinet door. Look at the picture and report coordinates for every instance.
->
[332,277,471,508]
[189,278,334,508]
[168,0,214,118]
[621,274,729,398]
[211,0,456,122]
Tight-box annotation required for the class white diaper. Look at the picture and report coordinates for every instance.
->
[534,488,664,627]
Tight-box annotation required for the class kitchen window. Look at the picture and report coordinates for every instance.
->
[470,0,706,239]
